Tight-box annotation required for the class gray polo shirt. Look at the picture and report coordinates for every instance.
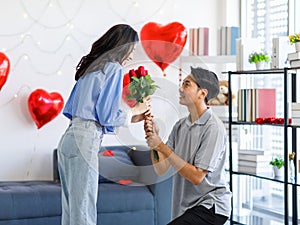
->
[166,107,232,219]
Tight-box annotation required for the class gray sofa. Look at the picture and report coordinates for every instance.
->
[0,145,173,225]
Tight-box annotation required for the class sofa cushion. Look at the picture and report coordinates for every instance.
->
[0,181,61,220]
[98,146,139,184]
[97,183,154,213]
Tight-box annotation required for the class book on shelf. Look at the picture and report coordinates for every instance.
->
[238,160,270,167]
[189,28,194,55]
[220,26,227,55]
[292,118,300,126]
[238,165,273,176]
[193,28,199,55]
[203,27,209,55]
[237,88,276,122]
[290,59,300,68]
[197,27,209,55]
[238,149,272,155]
[189,27,209,56]
[271,36,294,69]
[255,88,276,118]
[219,26,240,56]
[238,153,272,162]
[291,110,300,117]
[227,27,240,55]
[288,52,300,61]
[292,102,300,110]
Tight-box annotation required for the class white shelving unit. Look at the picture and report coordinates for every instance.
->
[179,55,236,80]
[180,55,236,64]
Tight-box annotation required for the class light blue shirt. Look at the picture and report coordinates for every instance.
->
[63,62,131,134]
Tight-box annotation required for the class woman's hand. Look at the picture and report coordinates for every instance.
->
[131,110,151,123]
[132,96,151,116]
[131,96,151,123]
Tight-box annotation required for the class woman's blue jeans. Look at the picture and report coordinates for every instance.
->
[57,118,103,225]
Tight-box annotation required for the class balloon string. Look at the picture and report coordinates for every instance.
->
[179,67,182,86]
[0,85,32,108]
[25,130,39,178]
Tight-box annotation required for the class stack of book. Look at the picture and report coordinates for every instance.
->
[238,149,273,176]
[237,88,276,122]
[291,102,300,125]
[189,27,209,56]
[271,37,294,69]
[288,51,300,68]
[218,26,240,56]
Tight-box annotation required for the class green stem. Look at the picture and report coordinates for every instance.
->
[153,150,159,161]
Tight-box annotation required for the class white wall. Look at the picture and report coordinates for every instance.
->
[0,0,239,181]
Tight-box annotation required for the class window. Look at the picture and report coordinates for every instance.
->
[242,0,289,53]
[234,1,293,224]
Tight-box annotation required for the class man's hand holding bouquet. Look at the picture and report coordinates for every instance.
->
[123,66,160,160]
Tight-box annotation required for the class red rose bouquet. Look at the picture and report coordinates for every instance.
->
[123,66,160,160]
[126,66,159,104]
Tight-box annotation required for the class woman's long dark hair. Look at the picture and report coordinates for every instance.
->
[75,24,139,81]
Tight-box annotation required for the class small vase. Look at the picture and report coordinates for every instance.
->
[295,42,300,52]
[273,166,284,179]
[289,160,295,183]
[255,62,265,70]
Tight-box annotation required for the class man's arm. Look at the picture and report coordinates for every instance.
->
[145,116,207,185]
[153,142,207,185]
[144,116,171,175]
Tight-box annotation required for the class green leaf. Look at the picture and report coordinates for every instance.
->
[131,77,139,82]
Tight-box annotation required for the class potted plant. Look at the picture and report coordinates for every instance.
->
[289,33,300,52]
[248,51,270,70]
[269,157,284,178]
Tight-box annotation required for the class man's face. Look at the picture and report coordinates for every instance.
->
[179,75,207,106]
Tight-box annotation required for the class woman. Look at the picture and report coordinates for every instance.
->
[57,24,150,225]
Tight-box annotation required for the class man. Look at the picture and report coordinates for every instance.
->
[145,67,232,225]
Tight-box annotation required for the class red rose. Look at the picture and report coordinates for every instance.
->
[277,118,284,124]
[255,118,264,124]
[136,66,148,77]
[123,73,130,88]
[129,69,137,78]
[264,117,274,124]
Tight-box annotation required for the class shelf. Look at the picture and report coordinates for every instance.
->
[231,121,285,127]
[229,68,285,74]
[180,55,236,64]
[228,68,299,225]
[232,172,300,187]
[232,171,285,183]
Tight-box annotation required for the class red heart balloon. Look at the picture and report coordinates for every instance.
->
[122,73,136,107]
[140,22,187,72]
[0,52,11,90]
[28,89,64,129]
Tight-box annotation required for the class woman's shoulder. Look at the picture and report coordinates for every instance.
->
[103,61,122,73]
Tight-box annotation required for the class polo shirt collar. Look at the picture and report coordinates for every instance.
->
[186,107,212,126]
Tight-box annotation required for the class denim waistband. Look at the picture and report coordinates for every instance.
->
[71,117,103,131]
